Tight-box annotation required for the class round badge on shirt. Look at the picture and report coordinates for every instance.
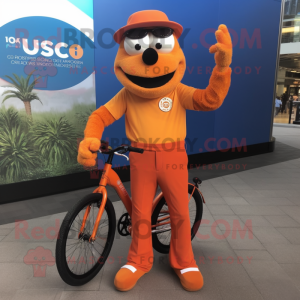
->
[159,97,173,112]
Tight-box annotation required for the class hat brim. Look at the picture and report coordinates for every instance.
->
[113,20,183,44]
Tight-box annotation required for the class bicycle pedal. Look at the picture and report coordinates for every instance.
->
[128,225,132,236]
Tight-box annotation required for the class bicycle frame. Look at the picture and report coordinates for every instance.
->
[81,162,201,242]
[80,162,164,241]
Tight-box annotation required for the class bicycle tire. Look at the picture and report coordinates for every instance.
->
[55,193,116,286]
[151,184,203,254]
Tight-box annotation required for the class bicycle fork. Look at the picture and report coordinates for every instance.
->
[79,164,111,242]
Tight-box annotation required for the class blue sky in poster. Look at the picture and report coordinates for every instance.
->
[67,0,93,18]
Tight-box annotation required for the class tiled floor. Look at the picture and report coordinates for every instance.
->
[274,111,289,124]
[1,126,300,300]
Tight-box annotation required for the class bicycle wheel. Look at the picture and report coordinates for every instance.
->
[151,184,203,254]
[55,193,116,286]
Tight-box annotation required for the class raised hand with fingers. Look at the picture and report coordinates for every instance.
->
[77,138,100,167]
[192,24,232,111]
[209,24,232,72]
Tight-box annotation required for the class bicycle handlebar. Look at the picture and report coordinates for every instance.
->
[96,143,144,155]
[128,146,144,154]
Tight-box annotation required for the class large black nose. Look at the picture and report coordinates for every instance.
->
[142,48,158,65]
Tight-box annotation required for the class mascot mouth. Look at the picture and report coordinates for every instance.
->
[124,71,175,89]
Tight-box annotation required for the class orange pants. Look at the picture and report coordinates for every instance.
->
[127,141,197,272]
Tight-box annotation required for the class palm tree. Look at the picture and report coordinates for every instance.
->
[1,73,42,120]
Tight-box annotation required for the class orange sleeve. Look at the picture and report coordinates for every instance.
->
[177,83,196,110]
[84,88,127,139]
[193,66,232,111]
[104,88,127,120]
[84,106,116,139]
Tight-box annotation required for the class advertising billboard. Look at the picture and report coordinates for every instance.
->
[0,0,283,202]
[0,0,96,185]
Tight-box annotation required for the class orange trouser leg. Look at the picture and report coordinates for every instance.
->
[126,150,157,272]
[157,148,197,270]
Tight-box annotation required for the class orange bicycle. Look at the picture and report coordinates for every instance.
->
[56,143,205,286]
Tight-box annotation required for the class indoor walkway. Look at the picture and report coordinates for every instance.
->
[274,110,290,124]
[1,126,300,300]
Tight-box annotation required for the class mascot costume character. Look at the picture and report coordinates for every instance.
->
[78,10,232,292]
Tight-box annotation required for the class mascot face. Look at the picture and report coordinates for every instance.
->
[114,27,186,99]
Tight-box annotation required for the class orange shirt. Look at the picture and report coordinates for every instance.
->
[104,83,196,144]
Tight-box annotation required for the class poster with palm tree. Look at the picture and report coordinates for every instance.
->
[0,73,96,185]
[0,1,97,191]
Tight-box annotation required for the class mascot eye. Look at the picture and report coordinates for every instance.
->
[124,35,150,56]
[150,34,175,54]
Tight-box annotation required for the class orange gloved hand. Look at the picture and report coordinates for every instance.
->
[77,138,100,167]
[209,24,232,72]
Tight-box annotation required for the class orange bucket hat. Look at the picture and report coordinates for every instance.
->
[113,10,183,44]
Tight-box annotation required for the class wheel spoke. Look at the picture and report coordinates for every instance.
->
[62,199,112,276]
